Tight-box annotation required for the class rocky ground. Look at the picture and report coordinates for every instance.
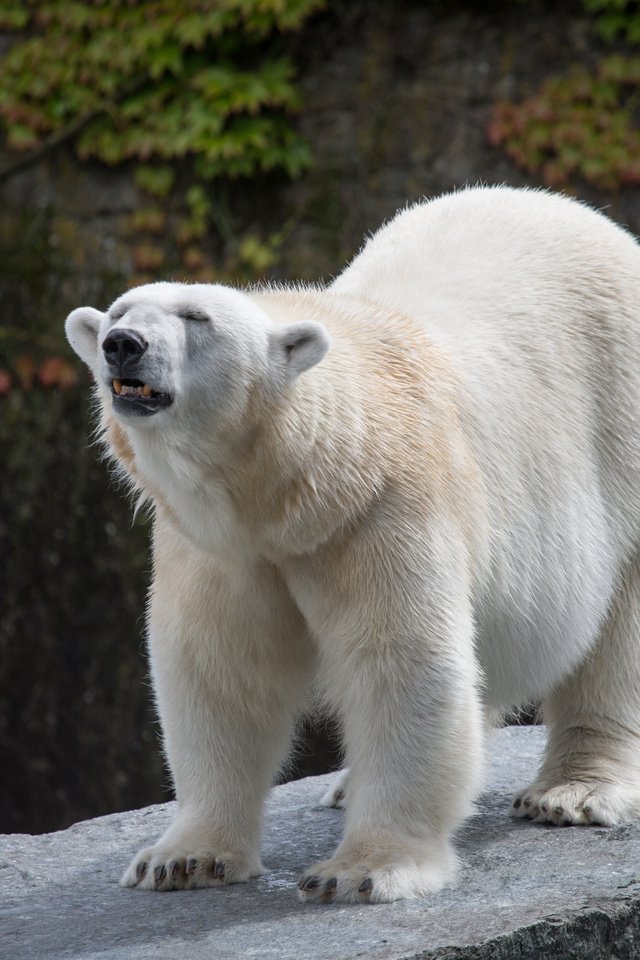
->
[3,726,640,960]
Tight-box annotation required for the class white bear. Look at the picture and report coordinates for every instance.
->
[65,186,640,904]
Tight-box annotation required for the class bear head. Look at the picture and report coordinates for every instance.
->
[65,281,331,434]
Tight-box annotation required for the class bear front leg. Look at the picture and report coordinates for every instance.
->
[121,524,312,892]
[286,521,484,904]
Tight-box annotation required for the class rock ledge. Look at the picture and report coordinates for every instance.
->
[2,727,640,960]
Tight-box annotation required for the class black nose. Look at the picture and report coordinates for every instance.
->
[102,328,148,369]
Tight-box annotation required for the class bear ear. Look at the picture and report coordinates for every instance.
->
[65,307,104,367]
[273,320,330,383]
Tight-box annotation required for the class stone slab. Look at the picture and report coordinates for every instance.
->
[2,727,640,960]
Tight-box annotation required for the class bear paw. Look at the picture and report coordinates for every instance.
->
[297,841,456,904]
[320,769,349,809]
[510,780,640,826]
[121,844,263,891]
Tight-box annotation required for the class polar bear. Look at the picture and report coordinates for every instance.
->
[65,186,640,904]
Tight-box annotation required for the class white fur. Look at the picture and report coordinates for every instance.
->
[66,186,640,903]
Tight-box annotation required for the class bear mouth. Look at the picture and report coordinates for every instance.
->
[111,378,173,416]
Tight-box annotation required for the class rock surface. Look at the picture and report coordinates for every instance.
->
[2,726,640,960]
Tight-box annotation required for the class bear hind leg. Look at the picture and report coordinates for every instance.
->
[320,768,349,809]
[512,551,640,826]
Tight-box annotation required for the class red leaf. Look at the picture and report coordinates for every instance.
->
[0,369,12,395]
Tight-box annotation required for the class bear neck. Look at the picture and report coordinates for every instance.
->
[228,357,387,560]
[102,354,383,562]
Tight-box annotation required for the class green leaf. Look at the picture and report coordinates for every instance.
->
[133,165,176,198]
[0,0,318,203]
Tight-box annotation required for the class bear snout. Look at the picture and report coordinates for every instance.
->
[102,328,148,374]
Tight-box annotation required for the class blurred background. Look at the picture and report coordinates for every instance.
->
[2,0,640,835]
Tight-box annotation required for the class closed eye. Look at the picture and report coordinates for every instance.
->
[179,307,210,322]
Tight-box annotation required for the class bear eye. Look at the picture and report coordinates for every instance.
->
[179,307,209,323]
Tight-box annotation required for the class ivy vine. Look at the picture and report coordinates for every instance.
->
[488,1,640,190]
[0,1,323,177]
[0,1,324,280]
[0,0,325,395]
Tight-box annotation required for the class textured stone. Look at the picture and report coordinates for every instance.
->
[2,726,640,959]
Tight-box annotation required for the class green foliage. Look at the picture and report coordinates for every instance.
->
[488,55,640,190]
[0,0,324,282]
[0,0,323,176]
[583,0,640,42]
[489,1,640,190]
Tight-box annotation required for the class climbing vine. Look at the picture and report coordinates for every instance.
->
[488,1,640,190]
[583,0,640,41]
[0,1,322,176]
[0,0,324,283]
[0,0,325,395]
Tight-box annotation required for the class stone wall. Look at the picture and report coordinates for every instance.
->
[4,2,640,306]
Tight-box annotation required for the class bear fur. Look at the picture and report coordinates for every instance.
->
[65,186,640,903]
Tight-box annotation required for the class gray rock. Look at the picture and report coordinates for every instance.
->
[2,726,639,960]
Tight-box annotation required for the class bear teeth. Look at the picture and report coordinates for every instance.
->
[113,379,154,398]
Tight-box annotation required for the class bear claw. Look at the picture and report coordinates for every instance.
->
[323,877,337,899]
[298,874,321,891]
